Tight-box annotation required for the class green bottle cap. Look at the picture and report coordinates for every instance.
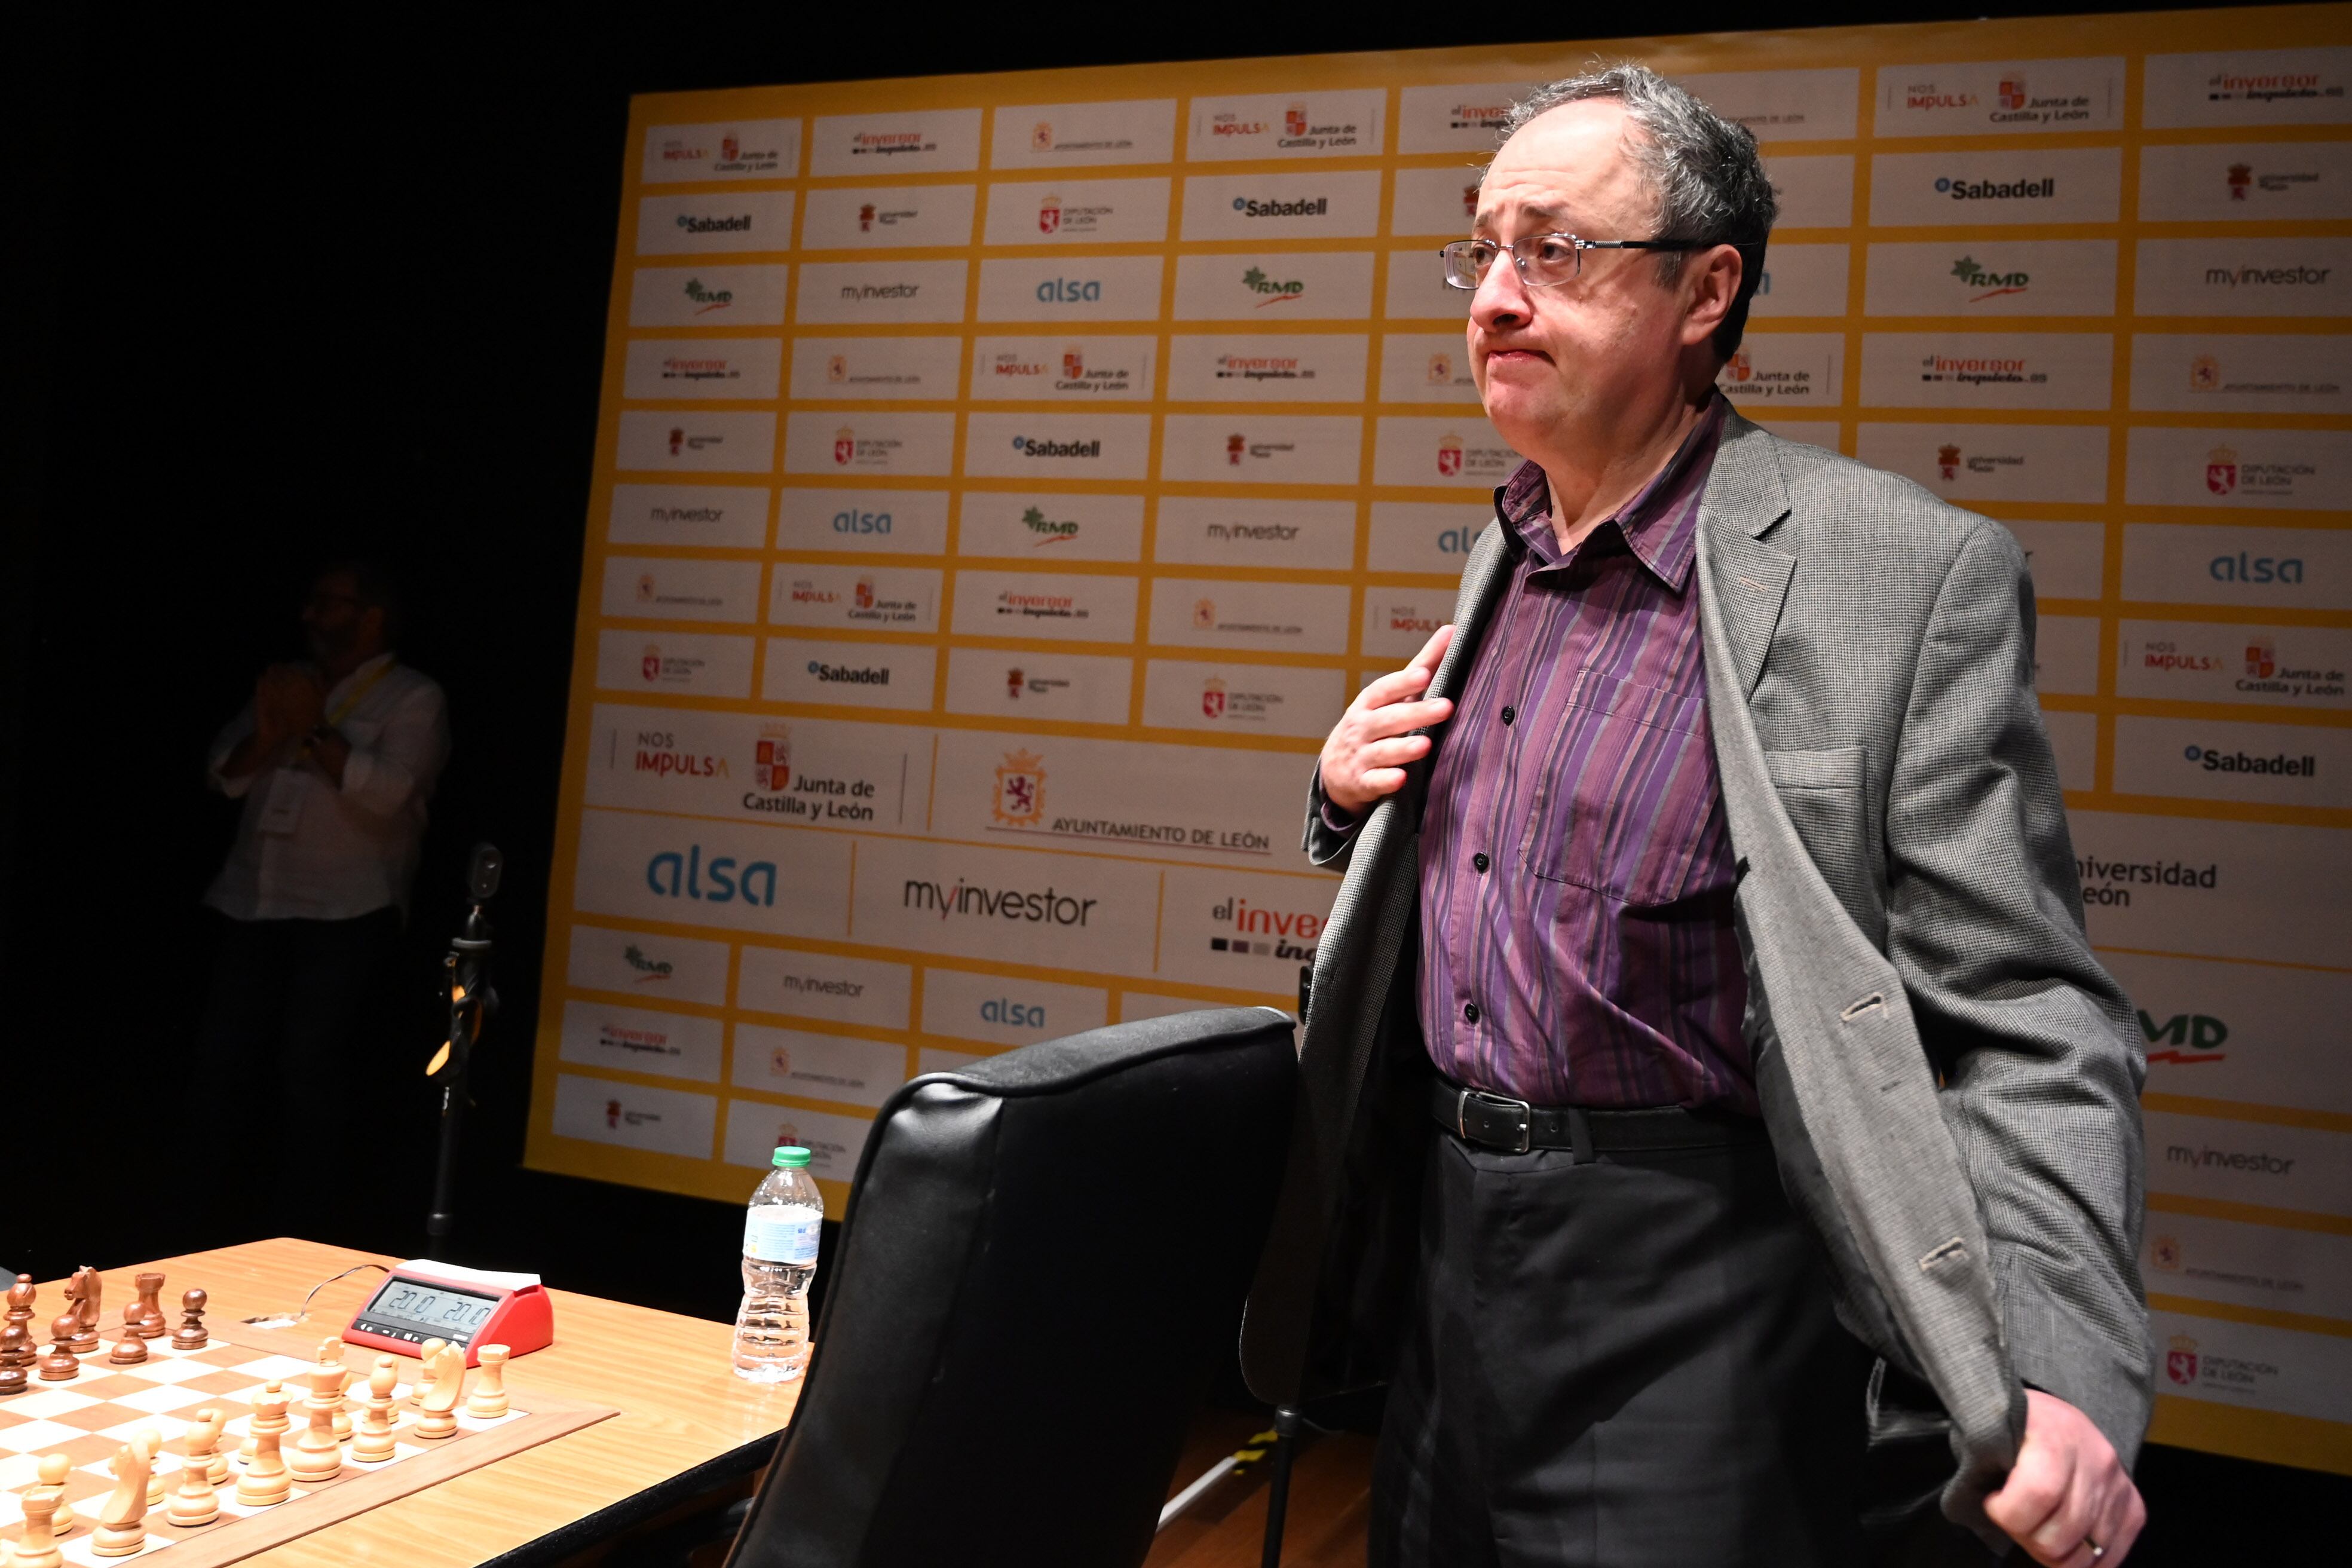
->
[773,1146,812,1168]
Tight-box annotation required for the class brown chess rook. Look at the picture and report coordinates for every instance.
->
[172,1287,210,1350]
[130,1272,167,1340]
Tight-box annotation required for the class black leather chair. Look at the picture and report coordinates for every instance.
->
[723,1006,1298,1568]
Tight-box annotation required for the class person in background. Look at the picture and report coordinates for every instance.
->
[198,562,451,1225]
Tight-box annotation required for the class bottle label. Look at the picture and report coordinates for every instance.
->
[744,1208,822,1265]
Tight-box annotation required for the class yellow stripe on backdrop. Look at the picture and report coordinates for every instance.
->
[527,6,2352,1471]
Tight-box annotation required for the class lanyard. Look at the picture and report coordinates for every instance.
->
[296,658,397,760]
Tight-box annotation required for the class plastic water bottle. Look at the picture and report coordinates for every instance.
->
[734,1146,822,1382]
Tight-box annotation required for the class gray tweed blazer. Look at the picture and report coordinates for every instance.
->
[1238,411,2150,1548]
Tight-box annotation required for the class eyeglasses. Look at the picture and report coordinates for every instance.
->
[1440,232,1702,290]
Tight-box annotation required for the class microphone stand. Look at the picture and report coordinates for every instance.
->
[426,845,502,1248]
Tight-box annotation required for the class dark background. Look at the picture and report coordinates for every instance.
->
[8,3,2339,1554]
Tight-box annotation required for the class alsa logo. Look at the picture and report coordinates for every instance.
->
[2140,1009,2228,1064]
[644,845,777,906]
[2210,550,2305,584]
[1207,896,1323,962]
[991,749,1047,826]
[1950,255,2029,302]
[981,997,1048,1029]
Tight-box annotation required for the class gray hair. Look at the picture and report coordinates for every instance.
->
[1490,63,1777,360]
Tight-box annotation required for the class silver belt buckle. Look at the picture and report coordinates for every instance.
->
[1459,1089,1534,1154]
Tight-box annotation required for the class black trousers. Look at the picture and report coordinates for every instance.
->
[1371,1119,1870,1568]
[194,906,415,1238]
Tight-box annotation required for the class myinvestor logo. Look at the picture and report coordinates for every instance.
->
[902,878,1098,925]
[2167,1143,2296,1175]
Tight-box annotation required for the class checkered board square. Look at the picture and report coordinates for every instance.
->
[0,1324,612,1567]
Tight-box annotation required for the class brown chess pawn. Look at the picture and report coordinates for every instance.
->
[130,1273,167,1340]
[108,1327,149,1366]
[0,1359,24,1395]
[172,1288,210,1350]
[5,1272,34,1335]
[39,1312,81,1380]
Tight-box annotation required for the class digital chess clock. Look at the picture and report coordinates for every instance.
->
[343,1258,554,1368]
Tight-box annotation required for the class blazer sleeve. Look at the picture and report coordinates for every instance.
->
[1301,769,1362,871]
[1880,520,2152,1461]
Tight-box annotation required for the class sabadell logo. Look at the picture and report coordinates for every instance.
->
[1934,175,2055,200]
[1012,434,1101,458]
[1231,195,1329,218]
[675,213,753,234]
[2182,743,2317,777]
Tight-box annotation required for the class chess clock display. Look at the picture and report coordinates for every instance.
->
[343,1259,553,1368]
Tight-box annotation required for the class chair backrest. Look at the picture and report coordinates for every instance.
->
[724,1006,1298,1568]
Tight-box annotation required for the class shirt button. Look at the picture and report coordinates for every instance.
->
[1472,852,1490,872]
[1463,1002,1481,1024]
[1500,706,1517,725]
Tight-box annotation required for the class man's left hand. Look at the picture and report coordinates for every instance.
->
[1984,1389,2146,1566]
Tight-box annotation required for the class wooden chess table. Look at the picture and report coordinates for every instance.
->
[2,1242,798,1567]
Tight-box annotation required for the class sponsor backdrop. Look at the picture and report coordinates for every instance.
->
[531,8,2351,1469]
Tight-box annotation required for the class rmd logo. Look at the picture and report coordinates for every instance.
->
[2141,1010,2228,1064]
[981,997,1049,1029]
[645,845,778,905]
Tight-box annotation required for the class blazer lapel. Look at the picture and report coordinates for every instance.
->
[1697,414,1797,698]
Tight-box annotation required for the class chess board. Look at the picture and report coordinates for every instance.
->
[0,1323,613,1567]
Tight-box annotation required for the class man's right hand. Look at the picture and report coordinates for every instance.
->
[1318,624,1455,817]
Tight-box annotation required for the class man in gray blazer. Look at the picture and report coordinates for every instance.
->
[1239,66,2149,1567]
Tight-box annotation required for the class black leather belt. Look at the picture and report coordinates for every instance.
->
[1430,1078,1765,1159]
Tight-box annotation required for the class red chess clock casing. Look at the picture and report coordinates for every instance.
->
[342,1259,554,1368]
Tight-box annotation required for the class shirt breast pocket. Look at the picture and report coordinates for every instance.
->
[1521,670,1731,908]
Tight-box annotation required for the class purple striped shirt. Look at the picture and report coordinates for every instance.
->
[1418,397,1753,1113]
